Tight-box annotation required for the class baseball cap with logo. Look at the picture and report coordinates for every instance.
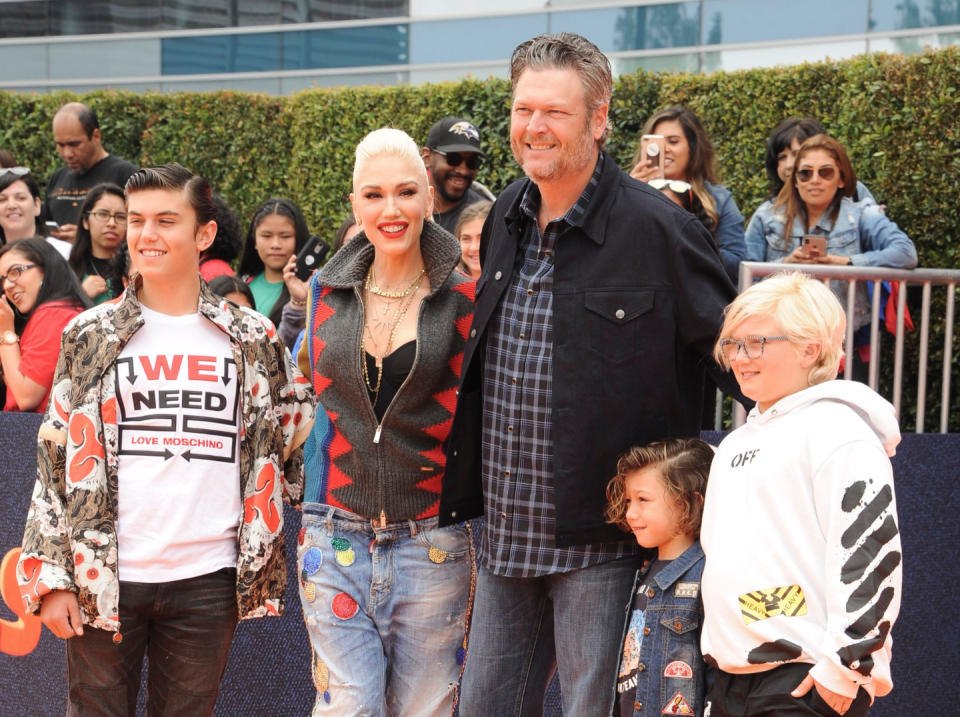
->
[425,117,485,156]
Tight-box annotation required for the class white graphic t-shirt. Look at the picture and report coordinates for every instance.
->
[116,305,241,582]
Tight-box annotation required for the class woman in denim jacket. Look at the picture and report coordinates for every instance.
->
[629,105,746,284]
[744,134,916,332]
[605,439,713,717]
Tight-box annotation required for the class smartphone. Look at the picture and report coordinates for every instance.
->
[639,134,665,179]
[44,220,60,231]
[295,234,330,281]
[802,235,827,257]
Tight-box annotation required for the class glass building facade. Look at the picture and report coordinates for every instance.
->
[1,0,958,93]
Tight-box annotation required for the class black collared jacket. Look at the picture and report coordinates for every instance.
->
[439,152,739,546]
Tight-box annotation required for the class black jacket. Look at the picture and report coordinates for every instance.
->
[439,152,740,545]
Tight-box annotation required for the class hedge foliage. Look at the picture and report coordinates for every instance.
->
[1,47,958,428]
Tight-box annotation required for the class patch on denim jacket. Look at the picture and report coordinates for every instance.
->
[661,691,694,714]
[674,582,699,599]
[739,584,807,624]
[664,660,693,678]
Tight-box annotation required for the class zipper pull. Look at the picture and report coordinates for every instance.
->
[379,510,387,529]
[373,425,382,443]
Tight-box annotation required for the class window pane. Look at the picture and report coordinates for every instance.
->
[702,39,867,72]
[554,3,700,52]
[409,14,546,64]
[0,43,48,81]
[0,1,49,38]
[160,0,266,30]
[50,38,161,79]
[283,25,408,69]
[49,1,162,34]
[281,0,408,23]
[162,33,281,74]
[280,70,409,92]
[614,53,700,75]
[702,0,869,45]
[870,0,960,31]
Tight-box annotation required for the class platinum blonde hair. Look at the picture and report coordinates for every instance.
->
[353,127,429,190]
[714,272,846,386]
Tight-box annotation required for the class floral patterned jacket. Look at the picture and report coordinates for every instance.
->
[16,280,315,631]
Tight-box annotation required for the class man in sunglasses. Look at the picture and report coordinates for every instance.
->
[43,102,138,244]
[421,116,494,234]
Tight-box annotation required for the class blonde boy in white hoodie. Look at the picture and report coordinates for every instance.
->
[701,272,902,717]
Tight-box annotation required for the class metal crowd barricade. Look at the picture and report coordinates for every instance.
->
[718,262,959,433]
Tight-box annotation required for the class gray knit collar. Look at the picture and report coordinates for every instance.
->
[319,220,462,296]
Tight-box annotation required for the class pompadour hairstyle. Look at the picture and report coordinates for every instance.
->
[125,163,215,226]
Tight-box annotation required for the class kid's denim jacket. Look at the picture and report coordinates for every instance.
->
[613,541,706,717]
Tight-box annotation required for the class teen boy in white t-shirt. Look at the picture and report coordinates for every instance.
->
[17,164,314,715]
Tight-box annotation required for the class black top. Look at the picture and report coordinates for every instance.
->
[365,340,416,422]
[616,559,669,717]
[43,154,138,227]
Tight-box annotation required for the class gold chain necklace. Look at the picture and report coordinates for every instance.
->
[365,265,426,298]
[361,274,423,405]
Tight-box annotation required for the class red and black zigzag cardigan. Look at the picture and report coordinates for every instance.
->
[298,222,476,521]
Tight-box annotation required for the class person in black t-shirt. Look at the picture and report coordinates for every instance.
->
[420,116,494,233]
[44,102,137,244]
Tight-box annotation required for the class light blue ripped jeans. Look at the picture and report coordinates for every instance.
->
[298,503,473,717]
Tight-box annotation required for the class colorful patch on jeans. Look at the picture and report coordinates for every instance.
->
[739,584,807,624]
[335,548,355,566]
[331,536,350,551]
[674,582,699,599]
[312,653,331,704]
[302,547,324,575]
[304,582,317,603]
[664,660,693,679]
[298,526,306,545]
[661,691,694,715]
[428,546,447,563]
[332,592,359,620]
[300,569,309,585]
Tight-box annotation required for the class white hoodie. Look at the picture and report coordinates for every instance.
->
[701,380,902,701]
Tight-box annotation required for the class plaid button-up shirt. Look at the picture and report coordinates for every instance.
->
[480,154,635,577]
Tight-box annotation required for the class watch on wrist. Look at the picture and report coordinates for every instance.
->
[1,330,19,345]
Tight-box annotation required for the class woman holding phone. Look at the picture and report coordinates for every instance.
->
[0,238,91,411]
[238,197,310,326]
[629,105,745,283]
[743,134,916,373]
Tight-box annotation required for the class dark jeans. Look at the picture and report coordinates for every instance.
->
[706,663,870,717]
[459,557,637,717]
[66,568,238,717]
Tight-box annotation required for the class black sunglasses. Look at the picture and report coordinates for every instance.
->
[434,150,482,171]
[796,166,837,182]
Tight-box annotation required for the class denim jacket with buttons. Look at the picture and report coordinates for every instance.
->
[744,196,917,328]
[613,541,706,717]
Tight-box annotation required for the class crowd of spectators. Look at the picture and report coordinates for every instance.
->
[8,33,908,717]
[0,93,918,414]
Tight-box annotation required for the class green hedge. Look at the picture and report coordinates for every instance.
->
[1,47,958,428]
